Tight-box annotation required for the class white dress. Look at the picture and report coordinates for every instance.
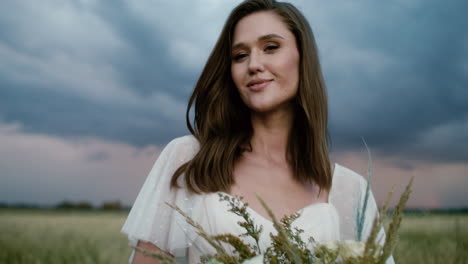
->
[121,135,395,264]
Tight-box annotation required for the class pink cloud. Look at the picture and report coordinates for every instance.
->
[333,150,468,209]
[1,122,466,209]
[0,122,162,206]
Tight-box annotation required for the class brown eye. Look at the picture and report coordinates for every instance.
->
[232,53,248,62]
[264,44,279,52]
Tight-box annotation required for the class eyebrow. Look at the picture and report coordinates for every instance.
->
[232,33,285,51]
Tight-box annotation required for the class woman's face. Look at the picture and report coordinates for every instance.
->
[231,11,300,114]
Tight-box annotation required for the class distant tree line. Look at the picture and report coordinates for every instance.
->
[1,202,468,214]
[56,200,128,210]
[0,200,130,211]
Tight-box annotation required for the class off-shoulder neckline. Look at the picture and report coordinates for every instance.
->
[212,163,341,224]
[214,191,336,224]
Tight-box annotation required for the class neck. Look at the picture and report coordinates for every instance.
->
[249,106,294,164]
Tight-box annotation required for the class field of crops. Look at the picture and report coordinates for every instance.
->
[0,209,467,264]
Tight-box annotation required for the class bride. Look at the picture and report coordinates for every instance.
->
[122,0,395,263]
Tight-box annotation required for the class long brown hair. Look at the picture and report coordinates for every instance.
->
[171,0,332,193]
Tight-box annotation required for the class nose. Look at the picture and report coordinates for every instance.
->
[247,50,264,74]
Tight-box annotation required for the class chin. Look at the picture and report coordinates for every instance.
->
[245,101,271,112]
[248,104,281,114]
[246,98,293,113]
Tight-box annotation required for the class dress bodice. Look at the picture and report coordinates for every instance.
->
[210,191,341,245]
[186,192,340,263]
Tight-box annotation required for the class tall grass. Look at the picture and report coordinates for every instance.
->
[393,213,468,264]
[0,209,467,263]
[0,209,131,264]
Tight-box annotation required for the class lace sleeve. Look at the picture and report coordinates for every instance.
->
[121,135,200,260]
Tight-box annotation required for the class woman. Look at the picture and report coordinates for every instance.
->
[122,0,395,263]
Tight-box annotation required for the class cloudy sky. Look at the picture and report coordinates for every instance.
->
[1,0,467,209]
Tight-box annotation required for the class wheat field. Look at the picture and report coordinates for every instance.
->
[0,209,467,264]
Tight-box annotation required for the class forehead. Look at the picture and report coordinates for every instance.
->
[232,11,293,44]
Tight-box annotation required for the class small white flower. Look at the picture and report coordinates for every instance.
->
[242,255,263,264]
[322,240,339,252]
[339,240,365,259]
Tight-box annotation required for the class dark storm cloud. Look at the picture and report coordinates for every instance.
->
[0,0,466,162]
[0,73,186,146]
[0,0,193,145]
[92,0,198,98]
[320,0,468,162]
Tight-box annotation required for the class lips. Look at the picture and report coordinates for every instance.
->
[247,79,273,91]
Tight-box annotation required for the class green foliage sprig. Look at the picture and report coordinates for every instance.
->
[219,194,263,255]
[133,246,177,264]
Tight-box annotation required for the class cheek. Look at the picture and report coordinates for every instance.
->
[286,51,300,76]
[275,59,299,100]
[275,45,298,69]
[275,53,299,88]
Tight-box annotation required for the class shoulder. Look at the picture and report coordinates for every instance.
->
[145,135,200,181]
[159,135,200,161]
[331,163,369,199]
[165,134,199,151]
[333,163,367,186]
